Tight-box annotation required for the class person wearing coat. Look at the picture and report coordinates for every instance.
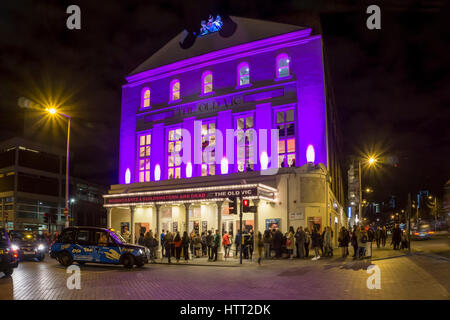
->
[381,226,387,247]
[272,229,283,259]
[356,227,368,259]
[323,227,333,257]
[263,229,272,259]
[375,227,382,248]
[181,231,190,262]
[287,227,295,259]
[392,224,402,250]
[338,227,350,258]
[173,232,182,262]
[212,229,221,261]
[164,231,174,263]
[311,226,322,260]
[351,225,358,257]
[304,228,311,258]
[295,227,306,259]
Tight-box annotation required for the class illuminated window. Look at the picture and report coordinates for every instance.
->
[276,53,290,78]
[235,115,255,172]
[167,128,182,179]
[170,80,180,102]
[201,121,216,176]
[141,88,150,108]
[276,109,295,167]
[202,71,213,94]
[137,132,151,182]
[237,62,250,86]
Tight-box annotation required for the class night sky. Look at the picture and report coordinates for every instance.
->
[0,0,448,206]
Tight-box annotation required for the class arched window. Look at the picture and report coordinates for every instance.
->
[201,71,213,94]
[141,88,150,108]
[237,62,250,86]
[170,79,180,102]
[276,53,290,78]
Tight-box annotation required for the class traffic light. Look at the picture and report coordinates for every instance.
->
[242,199,257,213]
[228,196,237,214]
[43,213,48,224]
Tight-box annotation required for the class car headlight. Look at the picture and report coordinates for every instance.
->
[139,249,144,255]
[11,244,19,251]
[37,244,45,251]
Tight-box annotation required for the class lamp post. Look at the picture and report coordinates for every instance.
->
[18,98,73,229]
[47,108,72,228]
[358,156,377,223]
[428,195,437,232]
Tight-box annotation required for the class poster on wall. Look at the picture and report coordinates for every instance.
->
[307,217,322,233]
[289,211,305,220]
[202,221,207,233]
[162,222,169,233]
[173,222,178,233]
[265,218,281,230]
[120,222,130,235]
[193,221,200,234]
[161,207,172,219]
[135,223,149,236]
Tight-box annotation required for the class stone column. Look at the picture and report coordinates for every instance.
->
[106,207,112,229]
[184,202,191,259]
[216,201,224,260]
[155,204,161,258]
[130,206,136,244]
[252,199,260,259]
[184,203,191,233]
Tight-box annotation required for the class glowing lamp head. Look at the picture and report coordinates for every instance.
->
[221,157,228,174]
[154,164,161,181]
[47,108,57,115]
[260,151,269,170]
[186,162,192,178]
[306,145,315,163]
[125,168,131,184]
[368,157,377,165]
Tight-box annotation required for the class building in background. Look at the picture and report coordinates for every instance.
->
[0,137,106,232]
[105,16,346,253]
[71,178,107,228]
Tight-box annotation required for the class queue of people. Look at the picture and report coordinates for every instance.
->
[127,223,406,265]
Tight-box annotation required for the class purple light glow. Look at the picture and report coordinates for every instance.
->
[306,145,315,163]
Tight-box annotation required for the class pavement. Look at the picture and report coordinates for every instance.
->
[0,234,448,300]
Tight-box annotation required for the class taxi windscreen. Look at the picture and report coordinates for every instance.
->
[10,231,37,242]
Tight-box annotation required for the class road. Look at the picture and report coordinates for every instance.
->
[0,234,448,300]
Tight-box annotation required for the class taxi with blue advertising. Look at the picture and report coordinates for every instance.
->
[50,227,148,268]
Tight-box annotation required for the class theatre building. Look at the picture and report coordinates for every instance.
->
[104,16,346,257]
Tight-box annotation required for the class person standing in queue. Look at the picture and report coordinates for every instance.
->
[173,232,182,263]
[304,228,311,258]
[164,231,174,263]
[160,229,165,257]
[311,226,322,261]
[182,231,190,262]
[256,231,264,265]
[212,229,220,261]
[206,230,214,261]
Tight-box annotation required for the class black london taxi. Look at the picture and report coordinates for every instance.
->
[9,230,46,261]
[50,227,148,268]
[0,228,19,276]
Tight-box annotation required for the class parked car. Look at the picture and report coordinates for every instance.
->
[9,230,46,261]
[50,227,148,268]
[0,229,19,276]
[412,224,434,240]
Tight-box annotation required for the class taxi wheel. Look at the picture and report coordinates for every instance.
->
[59,252,73,267]
[3,268,13,276]
[38,254,45,262]
[136,262,145,268]
[122,254,134,269]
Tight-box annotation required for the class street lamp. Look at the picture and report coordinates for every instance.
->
[358,155,378,222]
[46,107,72,228]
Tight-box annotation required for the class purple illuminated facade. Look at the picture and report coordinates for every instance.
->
[105,17,345,252]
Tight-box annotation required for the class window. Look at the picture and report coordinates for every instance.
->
[201,121,216,176]
[138,133,151,182]
[235,115,255,172]
[167,128,182,179]
[276,54,290,78]
[61,230,76,243]
[237,62,250,86]
[141,88,150,108]
[202,71,213,94]
[170,79,180,102]
[76,229,91,245]
[276,109,295,167]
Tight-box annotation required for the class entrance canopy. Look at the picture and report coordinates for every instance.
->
[103,183,277,208]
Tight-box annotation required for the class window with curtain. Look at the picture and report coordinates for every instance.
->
[235,115,255,172]
[201,121,216,176]
[170,80,180,101]
[276,109,295,167]
[202,71,213,94]
[138,133,151,182]
[142,88,150,108]
[167,128,182,179]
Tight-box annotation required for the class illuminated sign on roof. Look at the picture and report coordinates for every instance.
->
[198,15,223,37]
